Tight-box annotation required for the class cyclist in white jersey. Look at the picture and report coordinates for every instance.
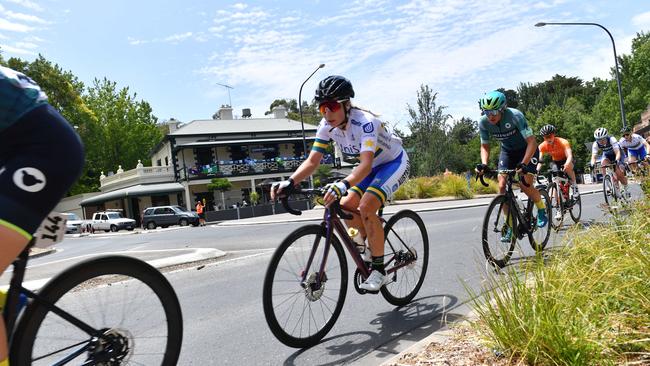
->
[590,127,629,197]
[618,127,650,172]
[271,75,409,292]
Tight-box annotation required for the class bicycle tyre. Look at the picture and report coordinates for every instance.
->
[10,255,183,366]
[482,195,517,268]
[262,225,348,348]
[569,194,582,223]
[549,183,564,230]
[528,188,552,251]
[380,210,429,306]
[603,174,616,206]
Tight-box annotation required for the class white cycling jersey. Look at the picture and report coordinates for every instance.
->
[591,136,620,156]
[312,108,404,167]
[618,133,646,150]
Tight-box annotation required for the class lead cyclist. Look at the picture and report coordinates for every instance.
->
[0,65,84,364]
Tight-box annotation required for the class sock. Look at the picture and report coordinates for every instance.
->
[535,199,546,210]
[0,358,8,366]
[371,256,385,274]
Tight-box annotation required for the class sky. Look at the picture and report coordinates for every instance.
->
[1,0,649,129]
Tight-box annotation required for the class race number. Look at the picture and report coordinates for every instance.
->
[33,212,67,248]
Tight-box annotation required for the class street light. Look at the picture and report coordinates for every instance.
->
[298,64,325,157]
[535,22,627,129]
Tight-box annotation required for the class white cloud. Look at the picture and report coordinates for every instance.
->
[0,18,34,32]
[4,0,43,12]
[232,3,248,10]
[0,43,36,55]
[163,32,193,43]
[632,11,650,30]
[5,10,48,24]
[14,41,38,49]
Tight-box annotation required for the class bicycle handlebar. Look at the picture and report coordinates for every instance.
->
[279,187,353,220]
[475,168,530,187]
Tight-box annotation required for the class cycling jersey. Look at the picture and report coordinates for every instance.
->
[0,66,48,133]
[591,137,620,158]
[618,133,646,151]
[479,108,533,152]
[539,137,571,161]
[312,108,408,203]
[312,108,404,167]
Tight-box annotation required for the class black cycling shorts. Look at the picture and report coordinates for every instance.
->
[498,147,539,173]
[0,105,84,238]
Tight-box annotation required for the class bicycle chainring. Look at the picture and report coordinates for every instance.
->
[353,269,368,295]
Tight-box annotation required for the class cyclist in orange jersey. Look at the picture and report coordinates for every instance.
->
[536,124,579,198]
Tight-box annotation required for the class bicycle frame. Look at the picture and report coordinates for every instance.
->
[479,170,534,239]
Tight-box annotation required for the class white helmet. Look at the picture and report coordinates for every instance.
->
[594,127,608,139]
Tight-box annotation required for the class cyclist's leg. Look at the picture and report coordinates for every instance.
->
[343,171,375,238]
[0,105,84,360]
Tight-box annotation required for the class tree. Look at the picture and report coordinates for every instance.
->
[404,85,452,176]
[207,178,232,208]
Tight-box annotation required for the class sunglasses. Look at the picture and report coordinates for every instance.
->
[482,109,500,117]
[319,100,343,115]
[623,133,631,137]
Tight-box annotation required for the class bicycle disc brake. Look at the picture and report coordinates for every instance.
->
[87,328,132,365]
[302,272,327,301]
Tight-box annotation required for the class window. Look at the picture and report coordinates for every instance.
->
[157,159,162,166]
[165,157,169,166]
[153,208,166,215]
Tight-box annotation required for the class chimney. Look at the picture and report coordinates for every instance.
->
[272,105,287,119]
[217,105,234,120]
[242,108,252,118]
[167,118,181,133]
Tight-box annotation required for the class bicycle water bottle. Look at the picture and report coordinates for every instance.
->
[560,182,569,200]
[0,289,28,316]
[347,227,371,262]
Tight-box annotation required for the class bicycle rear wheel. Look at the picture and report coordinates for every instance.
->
[11,256,183,366]
[569,194,582,223]
[262,225,348,348]
[527,188,552,251]
[548,183,564,230]
[482,195,517,268]
[380,210,429,306]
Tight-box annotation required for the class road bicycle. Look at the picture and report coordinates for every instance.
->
[601,163,630,206]
[478,169,552,268]
[262,188,429,348]
[545,164,581,230]
[3,213,183,365]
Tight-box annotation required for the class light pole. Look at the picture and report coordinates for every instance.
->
[535,22,627,129]
[298,64,325,157]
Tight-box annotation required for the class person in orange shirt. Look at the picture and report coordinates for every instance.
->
[536,124,579,199]
[195,200,206,226]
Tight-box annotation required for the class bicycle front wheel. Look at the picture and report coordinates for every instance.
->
[482,195,517,268]
[380,210,429,306]
[603,174,616,206]
[262,225,348,348]
[528,188,552,252]
[11,256,183,366]
[548,183,564,230]
[569,193,582,223]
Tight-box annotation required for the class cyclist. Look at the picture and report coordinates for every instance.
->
[618,127,650,173]
[590,127,629,198]
[270,75,409,292]
[475,90,547,243]
[0,65,84,365]
[536,124,580,204]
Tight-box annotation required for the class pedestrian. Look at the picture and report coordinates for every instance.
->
[195,200,205,226]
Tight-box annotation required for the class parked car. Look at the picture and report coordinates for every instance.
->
[61,212,85,234]
[141,205,199,230]
[90,211,136,232]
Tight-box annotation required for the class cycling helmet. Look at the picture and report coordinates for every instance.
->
[315,75,355,103]
[540,124,556,136]
[594,127,608,139]
[620,126,631,134]
[478,90,507,111]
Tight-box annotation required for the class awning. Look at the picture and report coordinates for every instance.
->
[80,183,185,206]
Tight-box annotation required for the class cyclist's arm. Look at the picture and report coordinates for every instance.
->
[643,138,650,152]
[289,149,323,183]
[480,143,490,165]
[564,143,574,167]
[521,135,538,165]
[590,142,598,166]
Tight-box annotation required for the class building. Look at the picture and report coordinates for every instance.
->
[632,105,650,137]
[78,105,321,224]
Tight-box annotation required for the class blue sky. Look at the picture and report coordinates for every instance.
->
[1,0,649,129]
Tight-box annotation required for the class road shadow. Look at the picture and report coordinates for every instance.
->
[282,294,463,366]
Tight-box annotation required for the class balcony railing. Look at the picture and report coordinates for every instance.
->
[186,155,334,180]
[100,165,175,191]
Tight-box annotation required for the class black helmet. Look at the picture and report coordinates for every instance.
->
[315,75,354,103]
[620,126,631,134]
[540,124,556,136]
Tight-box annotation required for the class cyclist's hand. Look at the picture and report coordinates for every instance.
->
[271,178,295,201]
[516,162,531,174]
[323,180,349,206]
[475,163,488,175]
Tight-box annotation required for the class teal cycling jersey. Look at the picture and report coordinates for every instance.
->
[479,108,533,151]
[0,66,48,132]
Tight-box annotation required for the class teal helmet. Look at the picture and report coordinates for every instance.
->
[479,91,507,111]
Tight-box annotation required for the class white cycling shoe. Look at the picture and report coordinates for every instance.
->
[359,271,391,292]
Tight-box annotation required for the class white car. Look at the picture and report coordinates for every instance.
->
[61,212,85,234]
[90,211,136,232]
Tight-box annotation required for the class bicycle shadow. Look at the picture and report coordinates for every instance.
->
[281,294,464,366]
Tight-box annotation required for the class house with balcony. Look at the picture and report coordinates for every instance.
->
[78,105,321,224]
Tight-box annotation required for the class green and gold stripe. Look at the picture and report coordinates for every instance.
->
[350,186,364,197]
[311,138,330,153]
[0,219,32,240]
[366,186,387,204]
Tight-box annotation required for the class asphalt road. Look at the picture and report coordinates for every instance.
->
[4,186,639,365]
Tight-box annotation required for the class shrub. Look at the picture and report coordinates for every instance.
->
[439,174,473,199]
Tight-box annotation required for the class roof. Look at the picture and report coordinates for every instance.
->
[174,136,315,149]
[80,183,185,206]
[169,118,318,136]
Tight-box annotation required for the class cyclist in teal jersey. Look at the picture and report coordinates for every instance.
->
[0,65,84,365]
[475,90,547,241]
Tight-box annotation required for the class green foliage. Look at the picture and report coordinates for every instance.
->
[469,199,650,365]
[314,164,332,185]
[439,174,473,199]
[249,191,260,205]
[207,178,232,192]
[392,174,497,200]
[266,98,321,125]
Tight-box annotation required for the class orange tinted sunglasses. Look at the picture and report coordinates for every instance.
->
[318,100,343,115]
